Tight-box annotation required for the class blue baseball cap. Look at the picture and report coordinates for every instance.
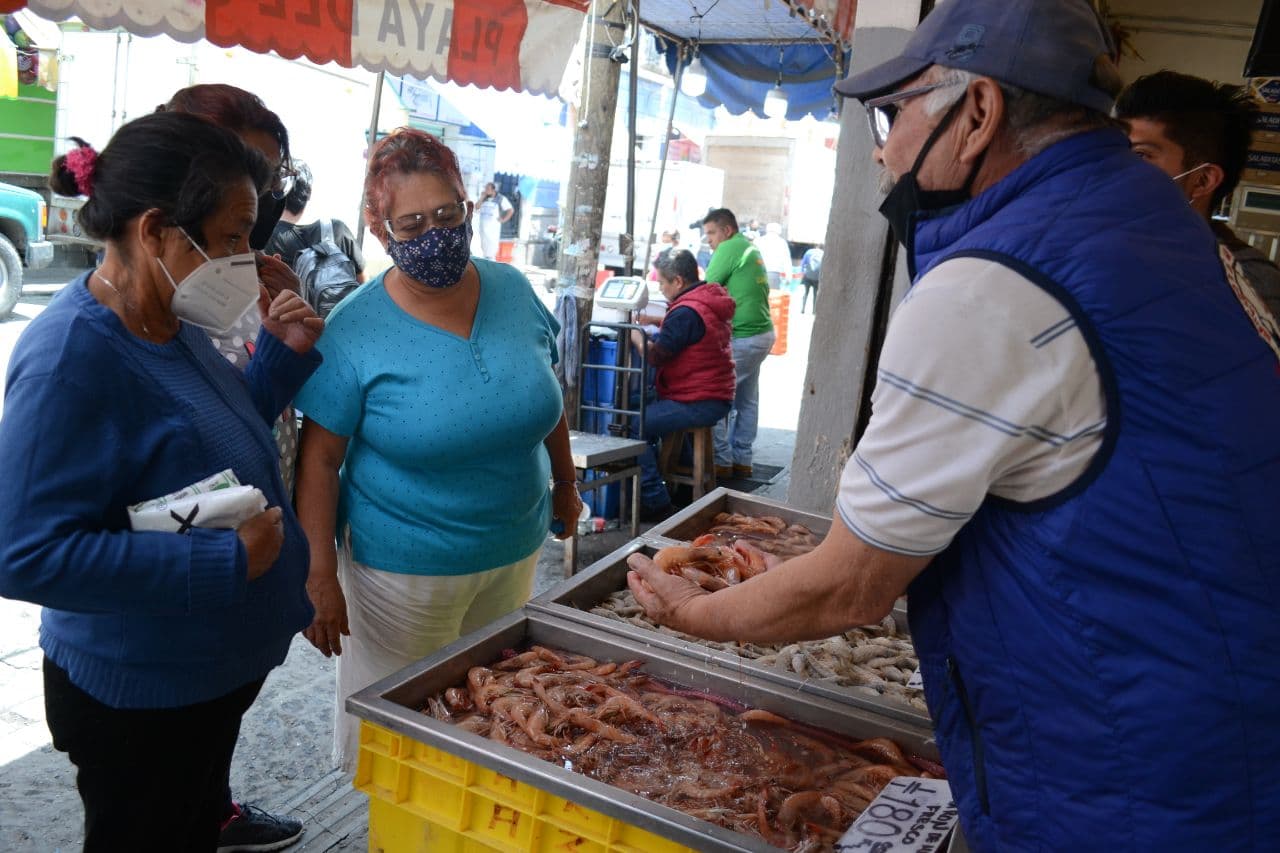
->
[835,0,1120,115]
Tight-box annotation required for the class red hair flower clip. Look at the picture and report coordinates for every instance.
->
[64,143,98,197]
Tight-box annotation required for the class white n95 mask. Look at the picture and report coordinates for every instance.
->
[157,228,260,334]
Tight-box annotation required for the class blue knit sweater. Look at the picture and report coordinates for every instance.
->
[0,274,321,709]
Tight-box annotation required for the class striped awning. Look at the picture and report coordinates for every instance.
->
[0,0,589,95]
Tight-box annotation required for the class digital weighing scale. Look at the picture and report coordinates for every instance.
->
[591,275,649,323]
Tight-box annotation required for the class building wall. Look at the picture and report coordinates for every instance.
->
[1107,0,1260,83]
[787,3,919,513]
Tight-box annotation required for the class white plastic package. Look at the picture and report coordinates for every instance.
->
[127,468,267,533]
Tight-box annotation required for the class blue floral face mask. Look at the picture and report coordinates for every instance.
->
[387,219,473,288]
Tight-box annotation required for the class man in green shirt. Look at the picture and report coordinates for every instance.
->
[702,208,777,479]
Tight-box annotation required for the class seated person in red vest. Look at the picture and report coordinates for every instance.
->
[629,249,736,520]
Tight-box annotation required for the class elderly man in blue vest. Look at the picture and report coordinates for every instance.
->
[625,1,1280,850]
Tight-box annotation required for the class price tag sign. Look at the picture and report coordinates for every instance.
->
[836,777,958,853]
[906,667,924,690]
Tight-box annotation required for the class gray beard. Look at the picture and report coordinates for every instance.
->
[878,168,897,195]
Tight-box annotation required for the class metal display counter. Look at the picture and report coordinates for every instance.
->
[529,539,928,726]
[348,608,942,853]
[643,488,912,633]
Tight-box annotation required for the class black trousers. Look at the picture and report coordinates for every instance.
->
[801,278,819,313]
[43,658,264,853]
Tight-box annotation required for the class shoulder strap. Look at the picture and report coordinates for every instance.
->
[321,219,335,243]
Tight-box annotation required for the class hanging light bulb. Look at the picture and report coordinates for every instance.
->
[682,49,708,98]
[763,49,788,119]
[763,78,788,119]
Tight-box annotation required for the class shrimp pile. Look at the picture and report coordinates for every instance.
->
[691,512,822,559]
[601,511,925,711]
[649,512,822,592]
[423,645,943,853]
[589,591,926,712]
[652,540,779,590]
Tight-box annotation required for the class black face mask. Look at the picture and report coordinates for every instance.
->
[879,98,985,262]
[249,192,286,251]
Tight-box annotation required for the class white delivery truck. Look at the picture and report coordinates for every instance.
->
[702,134,837,247]
[598,159,725,273]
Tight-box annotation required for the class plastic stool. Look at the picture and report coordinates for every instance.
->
[659,426,717,501]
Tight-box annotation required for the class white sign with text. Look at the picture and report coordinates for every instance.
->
[836,777,958,853]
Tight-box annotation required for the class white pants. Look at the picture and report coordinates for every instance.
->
[334,545,539,772]
[479,220,502,260]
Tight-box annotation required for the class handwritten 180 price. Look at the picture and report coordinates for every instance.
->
[836,778,958,853]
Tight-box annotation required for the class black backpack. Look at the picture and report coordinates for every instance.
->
[294,220,359,319]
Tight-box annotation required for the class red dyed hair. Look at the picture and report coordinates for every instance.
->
[363,128,466,240]
[161,84,291,165]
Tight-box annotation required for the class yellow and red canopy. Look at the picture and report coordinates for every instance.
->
[1,0,590,95]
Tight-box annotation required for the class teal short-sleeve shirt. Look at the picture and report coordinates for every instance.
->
[295,258,563,574]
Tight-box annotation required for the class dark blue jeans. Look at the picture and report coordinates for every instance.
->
[632,397,732,507]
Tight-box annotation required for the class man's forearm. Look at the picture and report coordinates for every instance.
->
[682,522,931,643]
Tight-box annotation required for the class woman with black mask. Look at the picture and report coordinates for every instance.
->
[156,84,312,849]
[162,85,308,506]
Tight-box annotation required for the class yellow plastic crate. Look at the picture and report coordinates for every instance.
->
[356,721,698,853]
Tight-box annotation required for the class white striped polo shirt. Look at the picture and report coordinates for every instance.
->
[837,257,1107,556]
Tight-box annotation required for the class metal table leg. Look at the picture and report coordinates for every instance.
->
[564,529,578,577]
[630,469,641,537]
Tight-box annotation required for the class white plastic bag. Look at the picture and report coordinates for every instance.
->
[127,469,267,533]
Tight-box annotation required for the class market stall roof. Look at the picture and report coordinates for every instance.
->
[641,0,853,50]
[661,39,844,121]
[0,0,589,95]
[643,0,854,120]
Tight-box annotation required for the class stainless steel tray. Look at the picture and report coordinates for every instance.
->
[348,608,939,853]
[644,486,833,543]
[643,490,912,635]
[529,541,929,726]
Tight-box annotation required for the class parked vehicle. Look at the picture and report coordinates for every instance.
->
[598,160,724,273]
[0,181,54,320]
[702,133,837,246]
[1,75,98,273]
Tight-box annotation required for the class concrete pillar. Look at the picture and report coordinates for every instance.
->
[787,1,924,513]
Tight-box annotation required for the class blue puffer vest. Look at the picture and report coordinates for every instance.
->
[906,129,1280,852]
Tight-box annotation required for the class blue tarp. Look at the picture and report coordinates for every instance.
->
[660,39,849,122]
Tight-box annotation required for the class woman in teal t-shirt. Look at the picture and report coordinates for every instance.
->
[293,128,581,770]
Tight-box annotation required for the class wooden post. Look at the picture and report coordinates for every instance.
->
[787,2,924,512]
[624,0,640,277]
[355,70,385,248]
[556,0,626,425]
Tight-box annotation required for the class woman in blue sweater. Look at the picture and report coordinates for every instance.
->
[0,112,323,851]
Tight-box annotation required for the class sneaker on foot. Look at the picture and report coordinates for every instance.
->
[714,465,734,480]
[217,803,303,853]
[732,464,753,479]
